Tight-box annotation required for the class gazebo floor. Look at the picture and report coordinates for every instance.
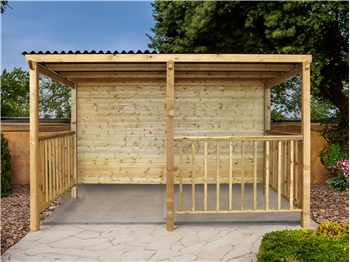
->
[42,184,300,225]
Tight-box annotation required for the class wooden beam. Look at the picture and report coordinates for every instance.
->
[29,61,40,231]
[71,78,265,85]
[24,54,313,63]
[38,65,76,89]
[44,62,295,72]
[300,60,311,229]
[60,71,280,79]
[166,60,175,231]
[266,65,302,88]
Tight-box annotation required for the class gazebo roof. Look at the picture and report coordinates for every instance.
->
[22,50,311,89]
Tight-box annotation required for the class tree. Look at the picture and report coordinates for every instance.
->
[1,68,30,117]
[1,68,71,118]
[1,1,11,14]
[147,1,349,120]
[39,76,71,118]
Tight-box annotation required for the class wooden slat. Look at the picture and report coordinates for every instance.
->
[39,131,75,140]
[253,141,257,211]
[179,141,183,212]
[174,135,302,141]
[241,141,245,211]
[175,209,302,214]
[265,141,270,211]
[166,60,175,231]
[290,140,294,210]
[191,141,196,212]
[204,141,208,211]
[229,141,233,211]
[216,141,220,211]
[277,141,282,210]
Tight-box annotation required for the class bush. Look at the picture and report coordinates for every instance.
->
[257,222,349,262]
[1,133,12,197]
[319,144,349,191]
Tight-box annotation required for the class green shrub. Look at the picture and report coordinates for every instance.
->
[314,221,349,240]
[257,222,349,262]
[1,133,12,197]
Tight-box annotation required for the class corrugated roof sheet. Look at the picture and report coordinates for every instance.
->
[22,50,309,55]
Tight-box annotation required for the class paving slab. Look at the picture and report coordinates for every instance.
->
[2,184,318,261]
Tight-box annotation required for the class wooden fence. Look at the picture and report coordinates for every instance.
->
[174,134,303,214]
[37,131,76,211]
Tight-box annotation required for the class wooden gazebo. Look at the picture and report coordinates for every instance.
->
[23,51,312,231]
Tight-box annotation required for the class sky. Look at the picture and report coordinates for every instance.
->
[1,1,156,71]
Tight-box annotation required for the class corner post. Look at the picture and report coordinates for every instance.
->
[301,60,311,228]
[166,60,175,231]
[71,83,78,198]
[29,61,40,231]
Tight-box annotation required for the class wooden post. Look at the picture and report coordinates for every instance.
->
[29,61,40,231]
[166,60,175,231]
[301,60,311,228]
[71,84,78,198]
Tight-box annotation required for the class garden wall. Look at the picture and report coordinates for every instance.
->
[1,118,328,184]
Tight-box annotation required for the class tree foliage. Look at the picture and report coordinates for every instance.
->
[1,68,30,117]
[148,1,349,120]
[1,0,11,14]
[1,68,71,118]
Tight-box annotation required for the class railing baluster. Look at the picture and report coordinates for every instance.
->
[216,141,220,211]
[179,141,183,212]
[253,141,257,211]
[241,141,245,211]
[45,140,49,204]
[204,141,208,211]
[191,141,195,212]
[265,140,270,211]
[277,140,282,210]
[228,141,232,211]
[289,140,294,210]
[49,139,53,202]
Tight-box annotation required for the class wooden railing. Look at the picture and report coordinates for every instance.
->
[173,135,303,214]
[38,131,76,210]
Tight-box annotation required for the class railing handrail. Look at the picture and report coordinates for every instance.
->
[174,135,303,141]
[39,131,75,141]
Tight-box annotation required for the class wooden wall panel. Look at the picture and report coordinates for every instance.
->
[77,84,167,184]
[77,81,265,184]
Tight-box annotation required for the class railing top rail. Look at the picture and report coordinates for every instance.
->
[174,135,303,141]
[39,130,75,141]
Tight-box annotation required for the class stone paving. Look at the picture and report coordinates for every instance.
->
[1,223,306,262]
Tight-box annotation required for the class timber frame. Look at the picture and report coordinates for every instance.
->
[24,51,312,231]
